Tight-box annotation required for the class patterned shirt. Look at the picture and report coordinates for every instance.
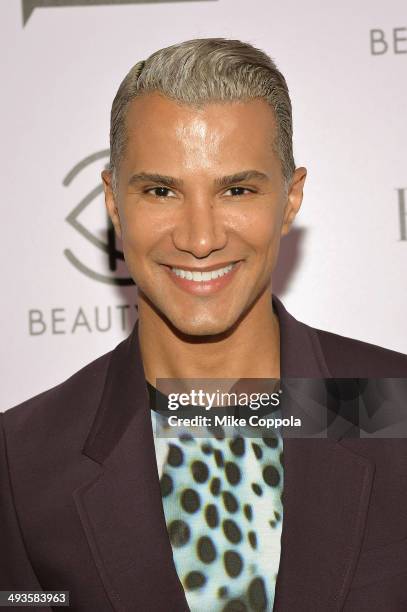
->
[148,384,284,612]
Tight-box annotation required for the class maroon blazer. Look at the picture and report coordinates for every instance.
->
[1,295,407,612]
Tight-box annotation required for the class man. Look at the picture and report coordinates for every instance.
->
[1,38,407,612]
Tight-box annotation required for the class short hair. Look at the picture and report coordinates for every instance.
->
[109,37,295,193]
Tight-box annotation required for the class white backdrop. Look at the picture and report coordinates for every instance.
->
[1,0,406,411]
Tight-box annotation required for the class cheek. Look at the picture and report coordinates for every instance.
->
[120,201,154,241]
[119,204,175,278]
[230,203,283,255]
[119,207,156,264]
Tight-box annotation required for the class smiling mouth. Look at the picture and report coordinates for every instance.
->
[160,260,241,294]
[170,262,236,282]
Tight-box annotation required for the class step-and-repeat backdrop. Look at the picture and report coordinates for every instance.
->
[1,0,406,410]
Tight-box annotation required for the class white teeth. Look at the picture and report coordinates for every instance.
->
[172,263,234,282]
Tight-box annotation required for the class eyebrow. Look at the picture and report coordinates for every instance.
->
[127,170,270,189]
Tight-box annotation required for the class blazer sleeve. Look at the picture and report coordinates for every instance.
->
[0,413,52,609]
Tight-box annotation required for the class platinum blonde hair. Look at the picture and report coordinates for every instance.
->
[109,38,295,193]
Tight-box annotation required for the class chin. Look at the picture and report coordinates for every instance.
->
[138,289,243,338]
[168,310,239,338]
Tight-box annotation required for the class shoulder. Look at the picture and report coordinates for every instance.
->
[312,325,407,377]
[0,347,120,543]
[1,347,114,452]
[273,295,407,377]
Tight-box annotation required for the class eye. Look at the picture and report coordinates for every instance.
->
[224,186,255,197]
[145,186,177,198]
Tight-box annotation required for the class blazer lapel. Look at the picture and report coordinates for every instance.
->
[272,296,375,611]
[73,294,375,612]
[73,322,189,612]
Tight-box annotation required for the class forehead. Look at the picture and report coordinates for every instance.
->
[124,92,277,150]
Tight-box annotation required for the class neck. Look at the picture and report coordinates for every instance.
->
[138,290,280,385]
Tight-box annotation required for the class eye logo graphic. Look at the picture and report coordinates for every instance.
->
[63,150,134,285]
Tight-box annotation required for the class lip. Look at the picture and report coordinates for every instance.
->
[162,261,240,273]
[162,260,242,296]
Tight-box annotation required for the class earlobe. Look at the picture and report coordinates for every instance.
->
[101,170,122,240]
[281,166,307,236]
[281,208,296,236]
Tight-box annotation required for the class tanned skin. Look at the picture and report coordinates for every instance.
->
[102,92,306,385]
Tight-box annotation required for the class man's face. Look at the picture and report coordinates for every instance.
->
[103,92,306,336]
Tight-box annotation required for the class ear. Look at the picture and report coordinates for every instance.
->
[281,167,307,236]
[101,169,122,240]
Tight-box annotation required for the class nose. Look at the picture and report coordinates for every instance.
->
[172,198,227,258]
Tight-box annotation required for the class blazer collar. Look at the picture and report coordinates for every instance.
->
[272,294,332,378]
[82,293,331,464]
[271,298,374,611]
[77,294,373,612]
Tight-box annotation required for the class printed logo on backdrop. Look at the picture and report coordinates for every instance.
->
[22,0,217,26]
[370,27,407,55]
[28,150,138,337]
[63,150,133,285]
